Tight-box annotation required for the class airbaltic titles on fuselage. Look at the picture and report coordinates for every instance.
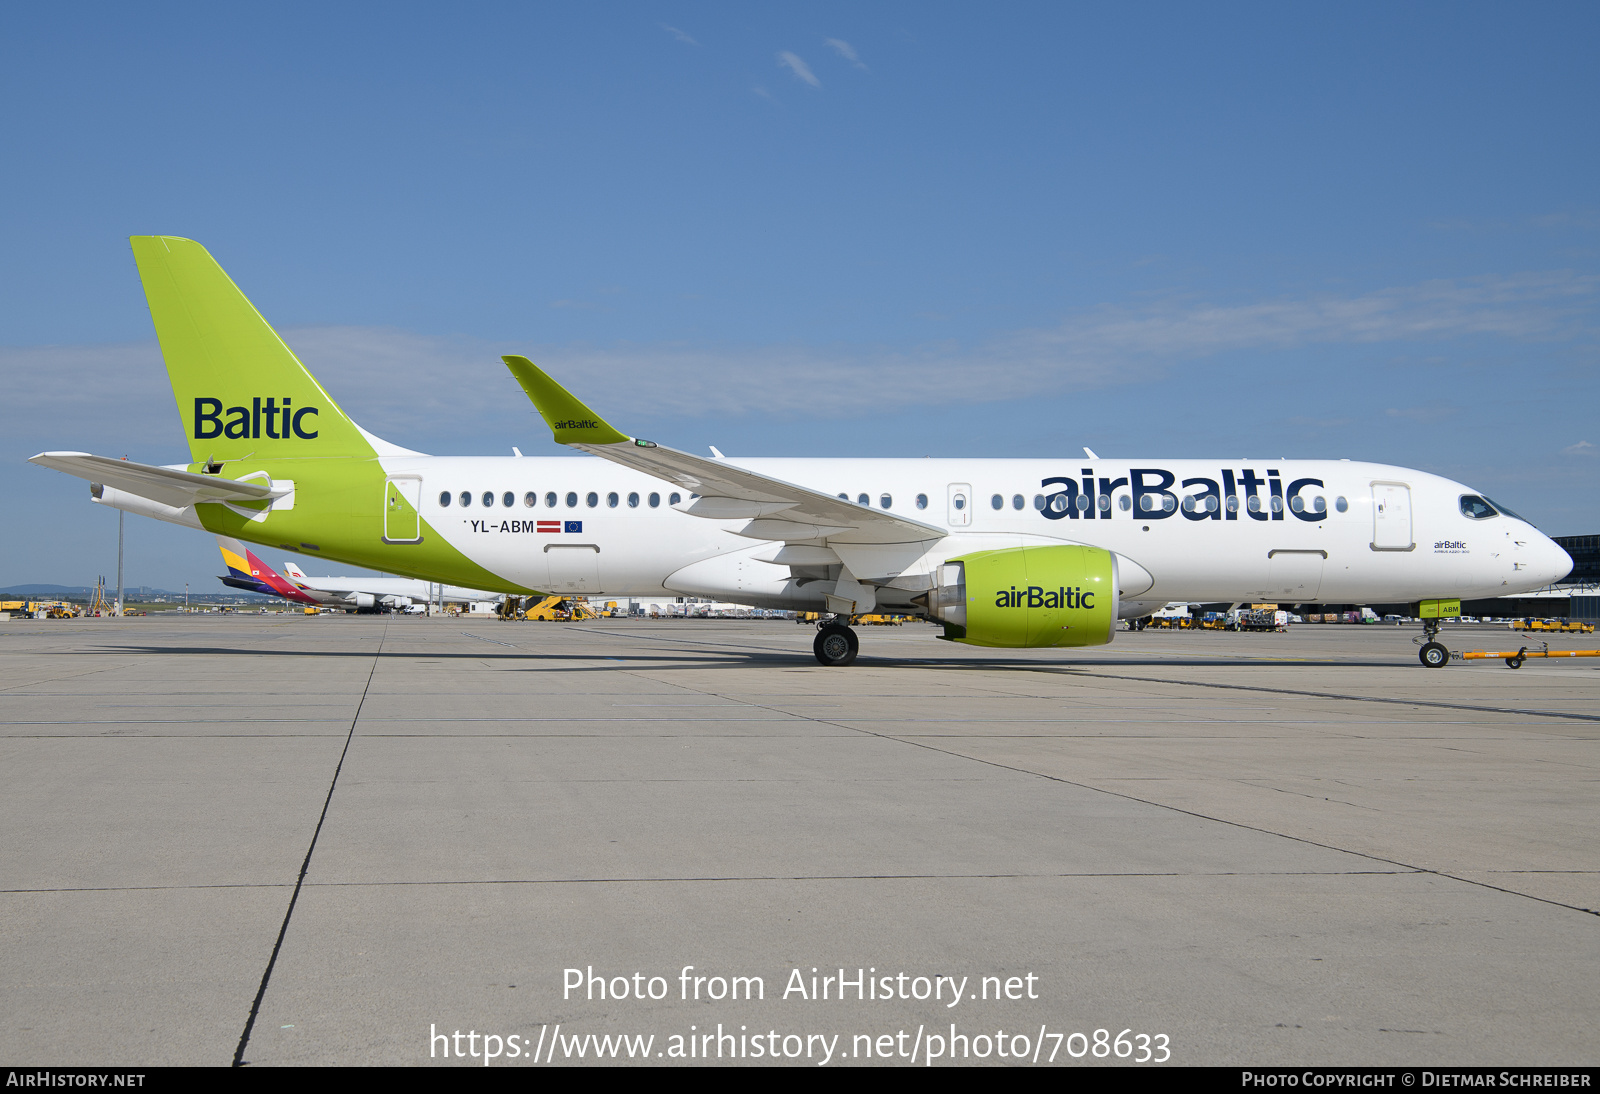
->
[1041,468,1328,522]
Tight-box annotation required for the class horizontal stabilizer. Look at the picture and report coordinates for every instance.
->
[29,451,278,509]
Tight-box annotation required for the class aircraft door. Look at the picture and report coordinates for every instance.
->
[545,543,600,593]
[384,476,423,543]
[1371,483,1414,551]
[1267,549,1325,601]
[947,483,972,527]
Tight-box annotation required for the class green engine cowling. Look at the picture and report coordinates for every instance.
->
[923,545,1118,648]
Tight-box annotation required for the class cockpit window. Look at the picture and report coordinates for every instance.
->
[1484,496,1531,524]
[1459,495,1498,520]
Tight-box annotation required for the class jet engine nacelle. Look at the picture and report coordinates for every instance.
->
[920,544,1119,648]
[351,593,376,609]
[381,596,413,608]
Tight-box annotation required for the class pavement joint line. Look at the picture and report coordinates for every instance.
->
[0,869,1425,894]
[231,617,389,1069]
[638,675,1600,921]
[1037,668,1600,724]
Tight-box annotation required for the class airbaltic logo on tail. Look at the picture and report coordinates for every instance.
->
[194,398,319,440]
[997,586,1095,609]
[554,419,600,430]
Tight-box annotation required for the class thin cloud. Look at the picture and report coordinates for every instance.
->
[778,51,820,88]
[660,24,697,46]
[825,38,867,70]
[4,271,1595,449]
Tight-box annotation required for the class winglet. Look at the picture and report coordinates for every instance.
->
[502,356,630,446]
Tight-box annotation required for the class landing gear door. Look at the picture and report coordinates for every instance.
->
[947,483,972,527]
[1371,482,1414,551]
[384,476,423,544]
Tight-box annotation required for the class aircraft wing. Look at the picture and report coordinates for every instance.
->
[29,452,277,509]
[503,356,946,547]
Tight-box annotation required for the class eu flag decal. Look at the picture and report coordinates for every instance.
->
[565,521,583,533]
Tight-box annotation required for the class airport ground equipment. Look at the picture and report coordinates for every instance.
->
[1460,642,1600,668]
[522,596,595,622]
[1510,619,1594,633]
[1229,609,1287,632]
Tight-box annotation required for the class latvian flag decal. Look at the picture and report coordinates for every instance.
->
[536,520,561,533]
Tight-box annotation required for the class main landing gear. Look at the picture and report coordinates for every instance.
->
[813,620,859,666]
[1416,617,1451,669]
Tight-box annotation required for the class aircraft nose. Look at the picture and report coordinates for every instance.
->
[1540,535,1574,585]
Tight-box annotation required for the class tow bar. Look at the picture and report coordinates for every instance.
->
[1458,643,1600,669]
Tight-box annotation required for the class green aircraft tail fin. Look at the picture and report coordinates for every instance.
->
[130,236,375,465]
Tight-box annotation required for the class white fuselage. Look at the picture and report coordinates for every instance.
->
[378,455,1572,609]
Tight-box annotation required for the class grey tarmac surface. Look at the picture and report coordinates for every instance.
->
[1,613,1595,1067]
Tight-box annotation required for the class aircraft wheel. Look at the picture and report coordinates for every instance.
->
[814,624,859,667]
[1505,656,1523,669]
[1419,641,1450,668]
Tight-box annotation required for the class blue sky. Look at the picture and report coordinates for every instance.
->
[3,3,1597,590]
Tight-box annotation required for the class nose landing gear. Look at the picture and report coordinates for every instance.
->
[813,620,859,666]
[1416,617,1452,668]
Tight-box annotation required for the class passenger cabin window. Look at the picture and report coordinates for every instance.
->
[566,492,578,508]
[857,493,869,506]
[1460,495,1498,520]
[880,494,892,509]
[439,491,452,507]
[1117,495,1131,512]
[669,492,682,505]
[990,494,1003,510]
[524,492,536,508]
[482,491,495,508]
[649,492,661,508]
[1033,494,1045,510]
[586,492,599,508]
[545,492,557,508]
[459,491,472,508]
[502,492,514,508]
[915,494,928,509]
[628,492,640,508]
[1335,496,1349,513]
[1012,494,1024,510]
[607,492,619,508]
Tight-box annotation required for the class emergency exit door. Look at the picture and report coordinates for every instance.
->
[947,483,972,527]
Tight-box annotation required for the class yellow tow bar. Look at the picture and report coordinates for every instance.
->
[1460,645,1600,668]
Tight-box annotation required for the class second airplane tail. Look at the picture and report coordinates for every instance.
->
[216,536,318,604]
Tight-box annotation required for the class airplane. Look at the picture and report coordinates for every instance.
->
[31,237,1573,668]
[217,535,502,610]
